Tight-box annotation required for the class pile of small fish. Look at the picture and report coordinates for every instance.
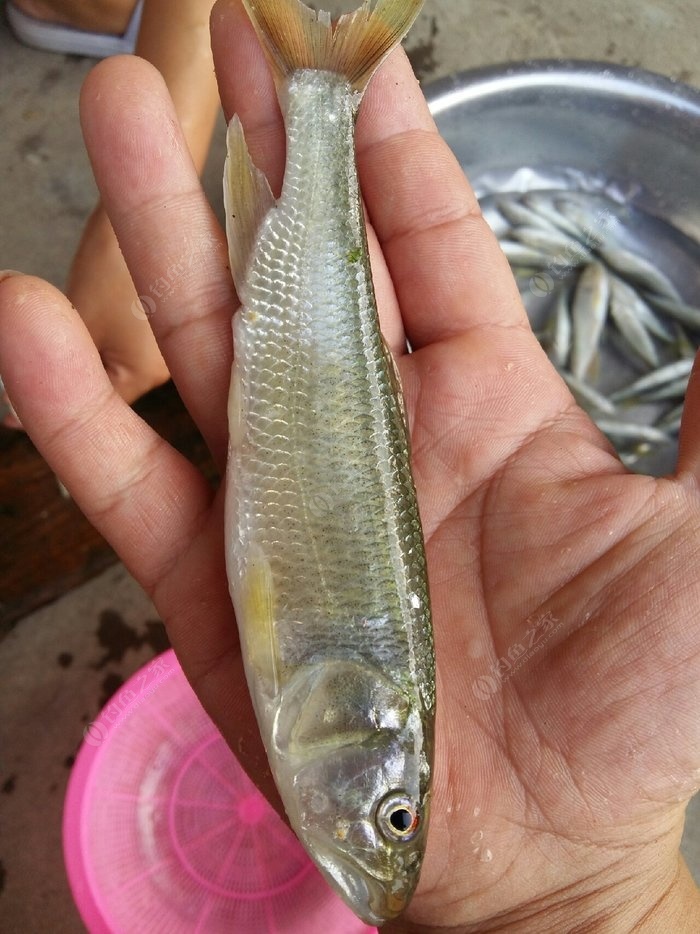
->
[490,191,699,468]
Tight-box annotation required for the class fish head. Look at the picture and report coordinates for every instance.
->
[273,661,432,924]
[301,747,430,925]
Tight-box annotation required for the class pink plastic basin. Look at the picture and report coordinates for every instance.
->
[63,649,376,934]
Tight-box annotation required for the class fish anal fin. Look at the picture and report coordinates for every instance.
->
[242,0,424,93]
[224,115,275,291]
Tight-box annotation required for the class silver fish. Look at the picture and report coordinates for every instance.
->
[609,277,660,367]
[595,418,671,445]
[609,275,675,343]
[597,245,682,301]
[485,209,512,239]
[560,368,617,415]
[497,195,558,232]
[640,375,690,403]
[499,239,553,266]
[571,262,610,379]
[646,294,700,331]
[223,0,433,926]
[513,225,592,261]
[611,358,694,402]
[521,192,588,240]
[555,197,617,249]
[548,286,572,368]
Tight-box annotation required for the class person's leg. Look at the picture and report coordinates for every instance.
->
[3,0,220,424]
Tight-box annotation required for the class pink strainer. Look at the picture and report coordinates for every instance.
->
[63,650,376,934]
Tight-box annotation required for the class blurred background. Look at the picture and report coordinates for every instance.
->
[1,0,699,930]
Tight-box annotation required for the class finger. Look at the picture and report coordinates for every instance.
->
[210,0,407,354]
[211,0,285,192]
[357,50,530,350]
[675,352,700,481]
[80,56,235,469]
[0,274,212,598]
[0,273,283,807]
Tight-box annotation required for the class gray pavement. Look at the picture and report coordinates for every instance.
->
[1,1,699,930]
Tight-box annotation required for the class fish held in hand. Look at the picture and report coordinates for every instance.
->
[223,0,434,926]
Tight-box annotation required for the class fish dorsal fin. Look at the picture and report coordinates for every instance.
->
[224,115,275,292]
[243,0,424,93]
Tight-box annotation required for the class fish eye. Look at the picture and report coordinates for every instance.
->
[376,792,420,843]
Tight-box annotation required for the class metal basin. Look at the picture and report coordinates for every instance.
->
[426,61,700,242]
[425,62,700,475]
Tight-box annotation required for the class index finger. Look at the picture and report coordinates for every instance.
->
[80,56,235,470]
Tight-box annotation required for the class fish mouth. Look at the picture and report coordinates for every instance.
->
[308,839,408,926]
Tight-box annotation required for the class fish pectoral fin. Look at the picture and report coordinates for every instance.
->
[224,115,275,291]
[239,547,280,693]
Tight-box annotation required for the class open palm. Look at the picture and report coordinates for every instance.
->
[1,2,698,930]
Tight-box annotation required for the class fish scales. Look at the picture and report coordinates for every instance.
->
[224,0,432,925]
[237,72,428,681]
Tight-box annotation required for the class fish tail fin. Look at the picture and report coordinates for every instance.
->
[242,0,424,93]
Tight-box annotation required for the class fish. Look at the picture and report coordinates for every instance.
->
[544,286,572,367]
[521,192,588,240]
[491,190,697,468]
[555,196,617,248]
[610,358,694,402]
[609,276,660,367]
[499,239,553,266]
[223,0,434,926]
[513,225,592,261]
[485,209,512,239]
[596,244,682,301]
[496,195,558,232]
[559,368,617,415]
[639,375,690,403]
[595,418,671,445]
[646,294,700,331]
[608,274,675,343]
[570,262,610,379]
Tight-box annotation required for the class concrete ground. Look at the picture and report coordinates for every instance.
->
[1,0,699,931]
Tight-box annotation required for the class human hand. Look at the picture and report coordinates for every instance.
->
[63,205,170,404]
[1,1,700,930]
